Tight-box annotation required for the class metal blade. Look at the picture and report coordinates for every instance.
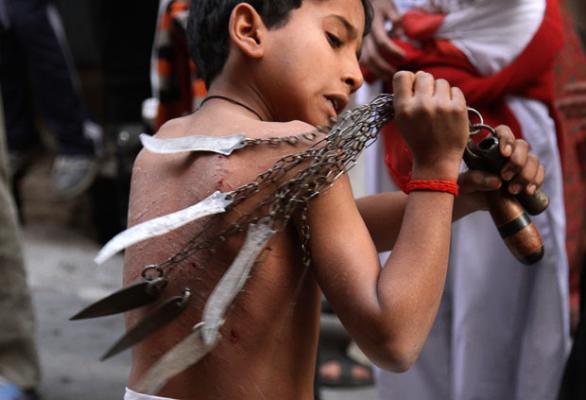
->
[95,191,233,264]
[140,133,247,155]
[70,278,167,320]
[202,219,275,345]
[135,322,218,396]
[100,289,191,360]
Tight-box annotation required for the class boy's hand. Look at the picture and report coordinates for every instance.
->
[456,125,545,212]
[360,0,405,79]
[393,71,468,180]
[459,125,545,196]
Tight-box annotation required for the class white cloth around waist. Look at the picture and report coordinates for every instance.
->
[124,388,176,400]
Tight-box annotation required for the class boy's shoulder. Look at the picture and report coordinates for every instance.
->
[131,114,320,196]
[156,113,316,140]
[134,113,320,180]
[154,114,197,139]
[126,112,324,250]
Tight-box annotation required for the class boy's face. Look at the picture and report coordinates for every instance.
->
[259,0,366,126]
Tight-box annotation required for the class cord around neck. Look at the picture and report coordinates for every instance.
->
[200,95,264,121]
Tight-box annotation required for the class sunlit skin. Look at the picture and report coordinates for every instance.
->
[123,1,545,398]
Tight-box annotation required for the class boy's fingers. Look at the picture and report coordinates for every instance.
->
[393,71,415,101]
[508,154,539,195]
[434,79,451,102]
[494,125,514,157]
[500,139,529,181]
[413,71,434,96]
[533,164,545,190]
[458,170,502,194]
[450,86,466,107]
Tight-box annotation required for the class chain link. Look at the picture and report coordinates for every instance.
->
[298,205,312,269]
[242,130,324,148]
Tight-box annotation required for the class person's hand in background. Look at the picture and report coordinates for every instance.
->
[360,0,405,79]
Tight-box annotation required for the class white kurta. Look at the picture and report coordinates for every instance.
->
[369,1,570,399]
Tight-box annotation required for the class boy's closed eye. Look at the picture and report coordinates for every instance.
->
[326,32,344,48]
[323,14,363,59]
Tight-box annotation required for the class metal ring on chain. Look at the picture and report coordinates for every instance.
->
[467,107,484,136]
[469,123,497,138]
[142,264,164,280]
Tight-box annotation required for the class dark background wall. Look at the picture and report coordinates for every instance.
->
[55,0,159,126]
[49,0,160,242]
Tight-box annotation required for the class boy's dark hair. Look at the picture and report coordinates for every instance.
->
[187,0,373,86]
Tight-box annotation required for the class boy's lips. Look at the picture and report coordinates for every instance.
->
[324,94,349,117]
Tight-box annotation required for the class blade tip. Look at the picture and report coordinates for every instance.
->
[70,311,89,320]
[100,351,114,361]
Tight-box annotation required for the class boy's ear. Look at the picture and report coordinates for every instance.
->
[228,3,266,59]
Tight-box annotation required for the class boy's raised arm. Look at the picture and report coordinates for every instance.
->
[307,71,467,371]
[309,71,545,372]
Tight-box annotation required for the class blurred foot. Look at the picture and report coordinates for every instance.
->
[52,155,98,199]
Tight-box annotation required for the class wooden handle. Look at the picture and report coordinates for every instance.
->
[486,191,544,265]
[514,189,549,216]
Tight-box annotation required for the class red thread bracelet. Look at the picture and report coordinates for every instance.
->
[404,179,459,196]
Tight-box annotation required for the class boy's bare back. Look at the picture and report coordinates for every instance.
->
[125,110,324,399]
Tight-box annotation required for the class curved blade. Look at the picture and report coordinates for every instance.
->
[135,322,218,395]
[140,133,247,155]
[70,278,167,320]
[95,191,232,264]
[101,289,191,360]
[202,219,275,345]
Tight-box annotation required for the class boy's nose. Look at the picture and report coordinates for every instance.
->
[343,61,364,93]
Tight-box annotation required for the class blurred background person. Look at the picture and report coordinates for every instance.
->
[0,91,40,400]
[360,1,570,399]
[0,0,101,200]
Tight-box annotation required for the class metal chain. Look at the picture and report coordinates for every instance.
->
[154,94,487,275]
[154,94,395,274]
[298,205,312,269]
[242,129,324,147]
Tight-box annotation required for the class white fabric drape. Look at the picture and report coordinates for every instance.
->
[366,1,570,399]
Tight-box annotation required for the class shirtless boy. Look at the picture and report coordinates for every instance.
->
[122,0,545,398]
